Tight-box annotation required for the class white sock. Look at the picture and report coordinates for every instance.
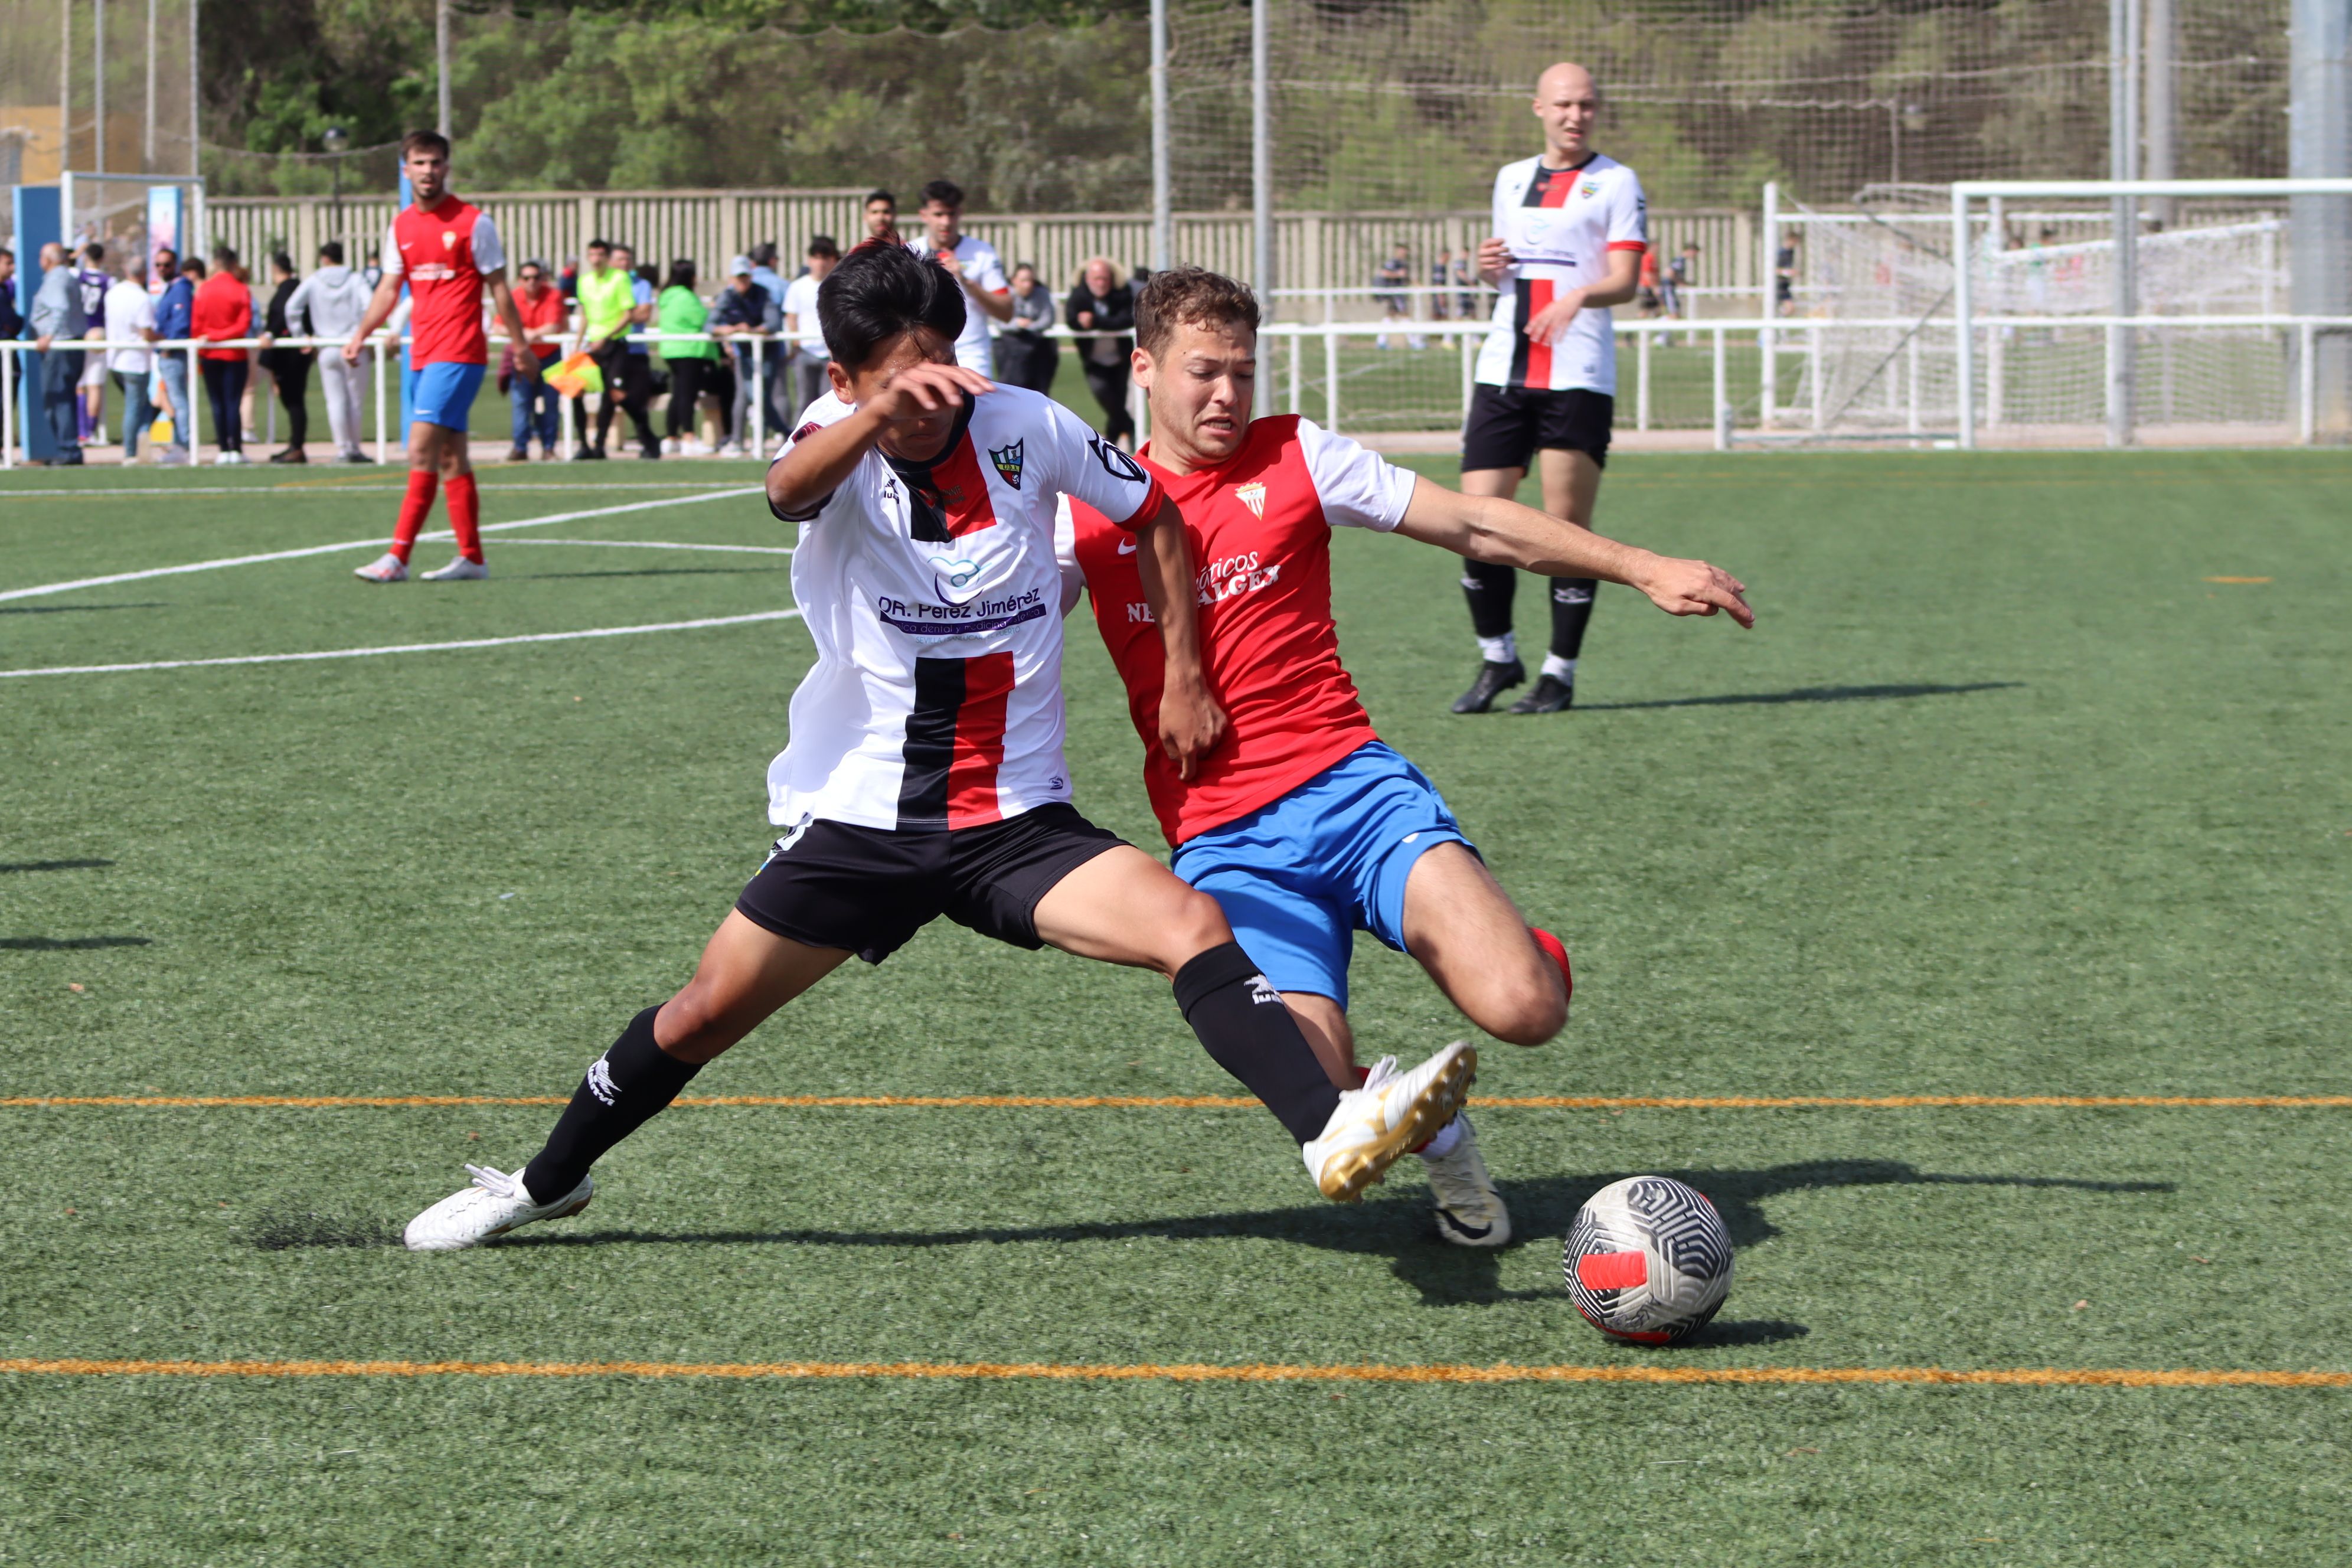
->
[1541,654,1578,685]
[1477,632,1517,665]
[1417,1117,1465,1160]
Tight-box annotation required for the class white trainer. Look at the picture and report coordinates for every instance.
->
[1301,1041,1476,1201]
[1423,1113,1511,1247]
[404,1164,593,1252]
[420,556,488,581]
[354,552,409,583]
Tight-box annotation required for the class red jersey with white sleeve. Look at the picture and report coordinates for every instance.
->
[1472,152,1647,395]
[768,384,1165,833]
[1057,414,1416,847]
[381,195,505,367]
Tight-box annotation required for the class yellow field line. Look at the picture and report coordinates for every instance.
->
[4,1357,2346,1387]
[5,1093,2350,1111]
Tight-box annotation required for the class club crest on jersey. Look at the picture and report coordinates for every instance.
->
[1088,436,1148,486]
[988,438,1025,489]
[1233,481,1267,518]
[443,230,458,249]
[1580,180,1601,198]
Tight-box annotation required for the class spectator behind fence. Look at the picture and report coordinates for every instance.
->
[863,189,897,242]
[657,259,721,456]
[103,253,162,463]
[710,254,780,456]
[1430,248,1454,320]
[155,252,198,463]
[193,244,254,465]
[259,251,316,463]
[997,262,1058,394]
[0,250,21,440]
[504,258,567,460]
[77,242,110,445]
[289,242,374,462]
[30,242,89,465]
[1066,256,1135,448]
[749,243,787,311]
[783,235,839,422]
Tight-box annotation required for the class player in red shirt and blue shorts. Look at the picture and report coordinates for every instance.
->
[343,130,540,584]
[1062,269,1752,1246]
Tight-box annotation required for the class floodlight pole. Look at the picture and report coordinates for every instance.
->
[94,0,106,173]
[1252,0,1272,315]
[144,0,155,169]
[1150,0,1170,273]
[436,0,452,141]
[2108,0,2141,447]
[60,0,70,171]
[1952,185,1974,449]
[2291,0,2352,438]
[187,0,198,178]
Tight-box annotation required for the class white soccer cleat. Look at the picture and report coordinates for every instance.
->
[354,552,409,583]
[420,556,488,581]
[1423,1113,1511,1248]
[404,1163,593,1252]
[1301,1041,1476,1202]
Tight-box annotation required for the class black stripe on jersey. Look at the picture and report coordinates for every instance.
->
[897,656,966,830]
[1508,277,1536,387]
[1521,164,1559,207]
[886,394,979,544]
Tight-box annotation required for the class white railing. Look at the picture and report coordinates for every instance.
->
[12,313,2352,466]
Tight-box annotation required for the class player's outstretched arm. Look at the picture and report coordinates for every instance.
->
[1394,475,1753,628]
[765,362,992,514]
[1131,494,1228,780]
[341,272,404,365]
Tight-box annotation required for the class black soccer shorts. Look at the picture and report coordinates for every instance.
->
[733,803,1127,964]
[1460,384,1614,473]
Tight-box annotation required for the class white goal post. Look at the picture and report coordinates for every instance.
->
[1951,178,2352,449]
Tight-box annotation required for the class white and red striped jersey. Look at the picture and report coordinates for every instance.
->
[766,385,1165,834]
[1473,152,1647,396]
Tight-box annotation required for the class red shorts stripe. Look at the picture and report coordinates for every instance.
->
[945,651,1017,828]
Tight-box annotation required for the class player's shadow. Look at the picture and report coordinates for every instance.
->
[0,935,151,949]
[522,1158,2167,1331]
[0,858,113,874]
[1580,681,2021,712]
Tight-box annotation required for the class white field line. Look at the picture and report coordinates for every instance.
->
[0,482,756,498]
[0,489,763,605]
[498,538,795,556]
[0,610,802,679]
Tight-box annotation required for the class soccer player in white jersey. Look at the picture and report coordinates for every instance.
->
[1061,269,1751,1246]
[1452,61,1649,716]
[404,242,1475,1251]
[906,178,1013,377]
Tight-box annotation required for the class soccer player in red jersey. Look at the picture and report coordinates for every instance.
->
[343,130,538,584]
[1061,269,1752,1246]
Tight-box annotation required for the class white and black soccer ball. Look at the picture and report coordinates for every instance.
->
[1564,1175,1734,1345]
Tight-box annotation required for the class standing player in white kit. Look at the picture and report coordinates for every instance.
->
[1452,62,1649,716]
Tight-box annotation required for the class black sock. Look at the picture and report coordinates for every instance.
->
[1172,943,1343,1145]
[521,1006,703,1204]
[1547,578,1599,665]
[1460,559,1517,646]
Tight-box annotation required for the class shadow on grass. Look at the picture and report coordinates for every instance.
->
[1,935,151,949]
[1582,682,2022,712]
[0,859,113,874]
[490,1159,2167,1323]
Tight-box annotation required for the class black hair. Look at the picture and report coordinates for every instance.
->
[864,189,896,209]
[919,179,964,210]
[212,243,240,268]
[806,234,839,259]
[586,237,612,252]
[635,262,657,286]
[818,237,967,373]
[666,258,697,290]
[272,251,296,275]
[401,129,451,161]
[83,241,104,263]
[318,241,344,265]
[181,256,206,277]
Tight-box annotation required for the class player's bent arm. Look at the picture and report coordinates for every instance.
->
[1579,247,1644,311]
[486,271,540,381]
[1130,494,1229,780]
[1394,476,1755,628]
[966,279,1016,322]
[341,272,405,364]
[766,401,895,513]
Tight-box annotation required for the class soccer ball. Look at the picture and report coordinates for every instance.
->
[1563,1175,1734,1344]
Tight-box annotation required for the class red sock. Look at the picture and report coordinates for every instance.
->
[1531,926,1574,1008]
[391,471,439,563]
[445,472,483,562]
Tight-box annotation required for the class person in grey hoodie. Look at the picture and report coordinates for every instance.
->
[288,241,376,462]
[29,242,89,464]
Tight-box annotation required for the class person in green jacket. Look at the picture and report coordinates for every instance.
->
[656,259,723,455]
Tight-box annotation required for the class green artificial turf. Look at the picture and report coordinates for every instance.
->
[2,450,2348,1564]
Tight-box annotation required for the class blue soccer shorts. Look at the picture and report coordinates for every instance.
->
[1170,740,1474,1009]
[409,361,487,432]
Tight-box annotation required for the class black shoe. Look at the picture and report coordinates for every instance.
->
[1450,658,1524,714]
[573,446,607,460]
[1508,674,1576,714]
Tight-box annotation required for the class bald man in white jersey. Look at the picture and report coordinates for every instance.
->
[1452,63,1648,716]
